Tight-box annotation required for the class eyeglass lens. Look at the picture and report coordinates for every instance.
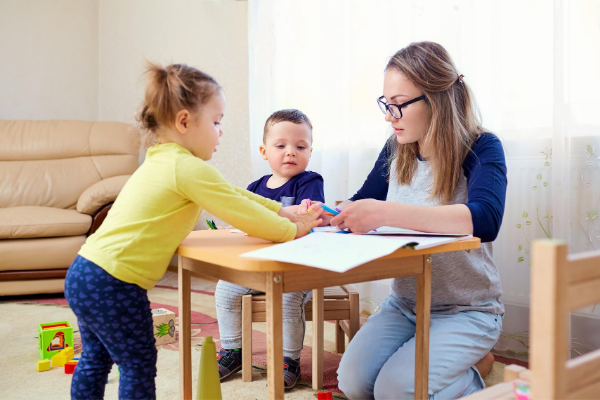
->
[378,98,401,119]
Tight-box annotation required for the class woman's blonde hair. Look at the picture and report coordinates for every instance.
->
[137,62,220,146]
[386,41,484,204]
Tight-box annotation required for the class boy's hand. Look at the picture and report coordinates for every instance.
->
[278,205,323,238]
[298,199,308,214]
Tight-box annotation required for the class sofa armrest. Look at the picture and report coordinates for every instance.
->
[77,175,130,215]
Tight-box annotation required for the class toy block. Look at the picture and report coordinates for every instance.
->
[151,308,176,345]
[51,351,67,367]
[65,361,78,374]
[38,321,73,360]
[36,359,50,372]
[64,347,75,360]
[317,392,333,400]
[51,348,75,367]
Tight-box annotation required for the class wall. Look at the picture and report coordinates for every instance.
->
[0,0,251,228]
[98,0,250,228]
[0,0,99,120]
[98,1,250,189]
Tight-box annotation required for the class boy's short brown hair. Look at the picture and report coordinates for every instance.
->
[263,109,313,143]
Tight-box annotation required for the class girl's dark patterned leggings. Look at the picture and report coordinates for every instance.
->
[65,255,157,400]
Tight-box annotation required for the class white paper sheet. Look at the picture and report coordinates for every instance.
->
[241,233,406,272]
[364,226,469,237]
[240,233,470,272]
[379,234,472,250]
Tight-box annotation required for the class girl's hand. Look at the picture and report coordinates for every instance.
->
[298,200,333,227]
[283,205,301,214]
[292,207,323,238]
[278,205,323,238]
[329,199,384,233]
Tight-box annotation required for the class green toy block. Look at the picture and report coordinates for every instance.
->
[38,321,73,360]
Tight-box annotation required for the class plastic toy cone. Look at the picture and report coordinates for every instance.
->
[195,336,222,400]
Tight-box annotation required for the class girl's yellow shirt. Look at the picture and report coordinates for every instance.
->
[79,143,296,290]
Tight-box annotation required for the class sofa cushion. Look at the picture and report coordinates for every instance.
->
[77,175,131,215]
[0,207,91,239]
[0,235,86,271]
[0,120,139,210]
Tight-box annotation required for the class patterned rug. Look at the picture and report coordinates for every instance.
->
[0,271,512,399]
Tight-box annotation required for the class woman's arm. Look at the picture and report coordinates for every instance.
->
[330,200,472,234]
[331,133,507,239]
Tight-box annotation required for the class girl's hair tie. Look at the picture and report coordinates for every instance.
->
[457,74,465,84]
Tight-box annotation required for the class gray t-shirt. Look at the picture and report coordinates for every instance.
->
[387,158,504,315]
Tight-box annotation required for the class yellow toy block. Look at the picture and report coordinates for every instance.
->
[37,359,50,372]
[51,348,74,367]
[51,352,67,367]
[65,347,75,359]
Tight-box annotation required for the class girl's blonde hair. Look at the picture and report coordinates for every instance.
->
[137,62,220,146]
[386,41,484,205]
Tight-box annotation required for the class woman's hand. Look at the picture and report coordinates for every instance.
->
[329,199,385,233]
[278,205,323,238]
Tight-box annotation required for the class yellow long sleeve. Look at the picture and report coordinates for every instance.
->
[79,143,295,290]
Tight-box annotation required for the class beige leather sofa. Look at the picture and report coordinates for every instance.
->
[0,120,139,296]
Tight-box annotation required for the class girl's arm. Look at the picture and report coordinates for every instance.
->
[177,158,320,241]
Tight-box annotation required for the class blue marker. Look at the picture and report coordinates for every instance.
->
[320,204,340,216]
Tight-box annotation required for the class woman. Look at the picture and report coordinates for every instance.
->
[333,41,507,399]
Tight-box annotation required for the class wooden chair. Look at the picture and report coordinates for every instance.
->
[464,239,600,399]
[240,285,360,384]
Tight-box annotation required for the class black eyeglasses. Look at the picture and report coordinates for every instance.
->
[377,95,426,119]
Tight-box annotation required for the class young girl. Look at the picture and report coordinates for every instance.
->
[333,42,507,399]
[64,63,322,399]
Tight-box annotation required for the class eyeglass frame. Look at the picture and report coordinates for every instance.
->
[377,95,426,119]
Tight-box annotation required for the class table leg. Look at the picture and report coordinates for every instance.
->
[415,254,432,400]
[266,272,283,399]
[178,256,192,400]
[312,287,324,390]
[242,294,253,382]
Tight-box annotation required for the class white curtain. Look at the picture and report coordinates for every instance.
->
[249,0,600,355]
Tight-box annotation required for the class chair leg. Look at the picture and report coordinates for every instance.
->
[349,292,360,341]
[242,294,253,382]
[335,321,346,353]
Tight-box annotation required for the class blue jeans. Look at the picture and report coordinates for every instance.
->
[337,294,502,400]
[64,255,157,400]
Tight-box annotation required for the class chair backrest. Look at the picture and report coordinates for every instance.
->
[530,240,600,399]
[0,120,139,210]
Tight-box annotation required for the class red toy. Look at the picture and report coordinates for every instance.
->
[317,392,333,400]
[64,360,78,374]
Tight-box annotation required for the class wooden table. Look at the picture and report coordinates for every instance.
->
[176,230,480,400]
